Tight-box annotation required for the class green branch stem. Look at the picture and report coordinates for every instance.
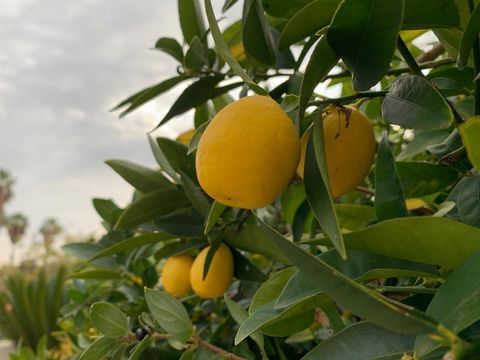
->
[468,0,480,115]
[309,90,389,106]
[397,37,464,125]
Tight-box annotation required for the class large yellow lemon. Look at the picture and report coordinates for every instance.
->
[196,95,301,209]
[298,106,376,197]
[190,243,234,299]
[161,254,194,298]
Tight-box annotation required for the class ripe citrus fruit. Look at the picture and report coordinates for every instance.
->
[298,106,376,197]
[196,95,301,209]
[176,129,195,145]
[161,253,194,297]
[190,243,234,299]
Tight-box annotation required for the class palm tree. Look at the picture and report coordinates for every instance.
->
[39,218,62,252]
[0,170,15,226]
[6,213,28,265]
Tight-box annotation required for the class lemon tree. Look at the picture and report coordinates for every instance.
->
[59,1,480,359]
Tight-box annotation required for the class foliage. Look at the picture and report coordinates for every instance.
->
[24,0,480,359]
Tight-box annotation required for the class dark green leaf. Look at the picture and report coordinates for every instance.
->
[397,129,451,160]
[68,269,122,280]
[114,76,188,117]
[204,0,267,94]
[403,0,460,30]
[276,249,438,309]
[232,248,268,283]
[262,0,313,18]
[396,162,459,198]
[114,189,189,230]
[155,240,208,260]
[299,37,338,121]
[311,217,480,268]
[449,175,480,227]
[458,2,480,69]
[90,302,129,338]
[279,0,341,49]
[382,75,453,130]
[243,0,276,66]
[155,213,205,237]
[180,172,211,216]
[78,337,117,360]
[92,198,123,225]
[326,0,404,90]
[305,115,346,258]
[375,133,408,221]
[144,288,194,343]
[335,204,376,231]
[156,77,242,128]
[222,0,240,12]
[257,219,439,335]
[156,137,196,180]
[62,242,116,269]
[184,36,208,70]
[178,0,206,44]
[204,201,227,234]
[303,322,414,360]
[128,335,151,360]
[89,233,173,261]
[154,37,184,62]
[105,159,173,192]
[416,251,480,357]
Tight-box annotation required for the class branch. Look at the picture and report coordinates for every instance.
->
[309,90,388,106]
[416,43,445,63]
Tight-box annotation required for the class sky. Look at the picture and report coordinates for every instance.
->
[0,0,240,263]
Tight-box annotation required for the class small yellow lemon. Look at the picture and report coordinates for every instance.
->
[406,198,427,210]
[161,254,194,297]
[176,129,195,145]
[190,243,234,299]
[298,106,376,197]
[196,95,301,209]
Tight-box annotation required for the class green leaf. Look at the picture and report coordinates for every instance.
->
[156,137,196,181]
[326,0,404,90]
[144,288,194,343]
[178,0,206,44]
[113,76,189,117]
[302,322,414,360]
[381,75,453,130]
[458,2,480,69]
[225,296,267,359]
[311,217,480,268]
[155,77,243,128]
[188,120,210,155]
[105,159,173,192]
[397,129,451,160]
[114,189,189,230]
[155,239,207,260]
[154,37,184,62]
[396,162,459,198]
[298,37,338,121]
[243,0,276,66]
[449,175,480,227]
[232,248,268,283]
[204,201,227,234]
[180,172,211,216]
[155,213,205,237]
[90,302,129,338]
[262,0,313,18]
[304,115,346,259]
[89,233,173,261]
[184,36,209,70]
[403,0,460,30]
[68,269,122,280]
[276,249,438,309]
[92,198,123,225]
[62,242,116,269]
[78,336,117,360]
[459,116,480,173]
[416,251,480,357]
[251,268,296,313]
[236,297,317,342]
[226,224,291,264]
[128,335,152,360]
[257,218,439,335]
[335,204,376,231]
[279,0,340,49]
[204,0,267,94]
[375,133,408,221]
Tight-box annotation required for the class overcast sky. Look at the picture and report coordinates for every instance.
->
[0,0,240,262]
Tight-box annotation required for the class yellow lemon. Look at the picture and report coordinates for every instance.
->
[190,244,234,299]
[298,106,376,197]
[161,254,194,297]
[176,129,195,145]
[406,198,427,210]
[196,95,301,209]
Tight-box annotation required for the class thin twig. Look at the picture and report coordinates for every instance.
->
[416,43,445,63]
[309,90,389,106]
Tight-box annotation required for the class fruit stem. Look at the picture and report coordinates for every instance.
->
[468,0,480,115]
[397,37,464,125]
[309,90,388,106]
